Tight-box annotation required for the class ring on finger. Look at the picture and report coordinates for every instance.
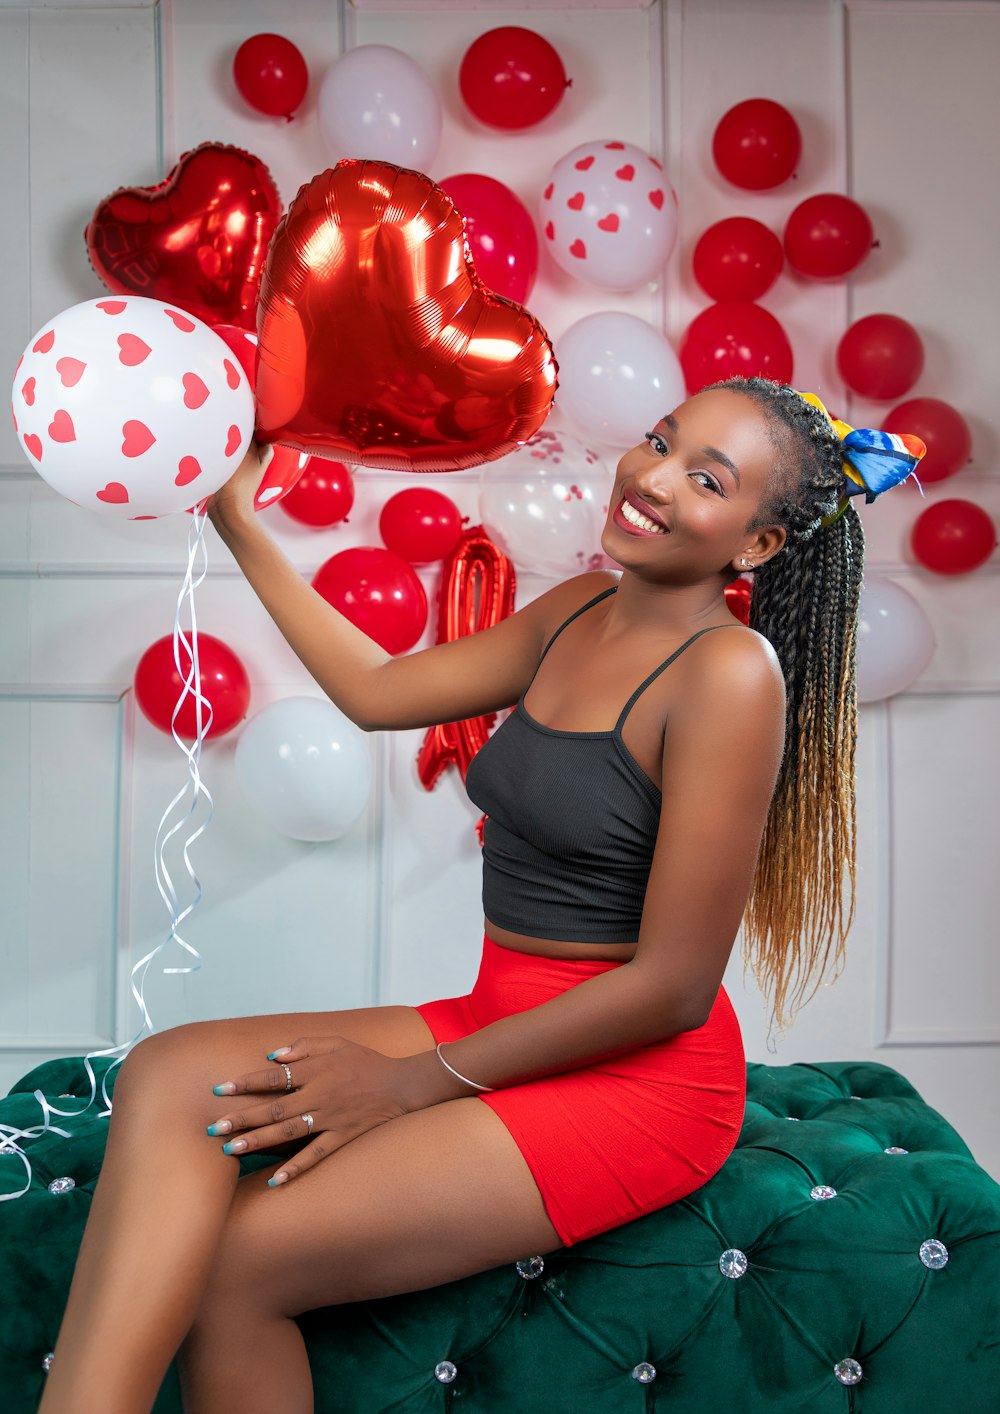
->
[301,1112,314,1135]
[282,1063,294,1091]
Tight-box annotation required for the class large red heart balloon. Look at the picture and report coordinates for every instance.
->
[86,143,282,331]
[254,160,557,472]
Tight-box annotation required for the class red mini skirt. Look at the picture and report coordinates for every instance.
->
[415,933,747,1248]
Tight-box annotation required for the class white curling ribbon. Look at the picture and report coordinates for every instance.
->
[2,511,216,1199]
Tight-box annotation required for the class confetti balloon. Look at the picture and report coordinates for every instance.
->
[12,296,254,518]
[478,429,610,578]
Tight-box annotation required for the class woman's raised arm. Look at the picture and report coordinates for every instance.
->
[208,443,615,732]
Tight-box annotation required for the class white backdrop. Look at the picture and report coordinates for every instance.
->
[1,0,998,1181]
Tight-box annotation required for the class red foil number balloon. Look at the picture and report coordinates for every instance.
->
[86,143,282,331]
[418,526,516,791]
[254,160,557,472]
[134,632,251,740]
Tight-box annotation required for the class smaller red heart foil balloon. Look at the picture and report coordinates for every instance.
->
[254,160,558,472]
[86,143,282,331]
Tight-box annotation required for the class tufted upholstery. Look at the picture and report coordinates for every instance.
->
[3,1055,999,1412]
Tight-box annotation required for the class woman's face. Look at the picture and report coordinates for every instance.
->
[602,389,787,581]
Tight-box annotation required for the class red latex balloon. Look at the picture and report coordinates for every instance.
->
[679,301,794,394]
[312,547,428,654]
[459,27,569,130]
[280,460,354,526]
[724,577,752,625]
[210,323,307,511]
[417,526,516,789]
[255,161,557,472]
[784,194,875,279]
[712,99,801,190]
[233,33,308,120]
[883,398,972,484]
[911,499,996,575]
[134,632,250,739]
[693,217,783,301]
[380,487,463,564]
[439,173,539,304]
[837,314,924,400]
[86,143,281,331]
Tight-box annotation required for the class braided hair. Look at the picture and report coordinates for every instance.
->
[704,376,864,1047]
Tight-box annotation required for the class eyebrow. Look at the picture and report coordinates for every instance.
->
[662,413,742,489]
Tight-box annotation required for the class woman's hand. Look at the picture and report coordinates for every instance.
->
[204,437,273,532]
[206,1035,435,1187]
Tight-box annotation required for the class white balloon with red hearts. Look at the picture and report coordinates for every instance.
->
[540,140,678,291]
[11,296,254,519]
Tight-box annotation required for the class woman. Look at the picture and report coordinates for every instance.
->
[39,376,882,1414]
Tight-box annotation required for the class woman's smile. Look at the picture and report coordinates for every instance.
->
[614,487,669,536]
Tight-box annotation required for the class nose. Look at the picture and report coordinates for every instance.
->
[630,454,675,506]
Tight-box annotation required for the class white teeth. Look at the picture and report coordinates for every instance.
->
[620,498,665,533]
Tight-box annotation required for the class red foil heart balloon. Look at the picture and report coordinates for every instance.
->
[254,160,557,472]
[86,143,282,330]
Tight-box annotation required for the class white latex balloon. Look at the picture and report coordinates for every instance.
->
[479,429,611,579]
[12,297,254,518]
[317,45,442,169]
[234,696,372,843]
[856,574,935,702]
[554,312,686,449]
[540,139,678,291]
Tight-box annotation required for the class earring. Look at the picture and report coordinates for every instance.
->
[740,556,753,570]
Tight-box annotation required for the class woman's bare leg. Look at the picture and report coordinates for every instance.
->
[35,1004,448,1414]
[178,1095,561,1414]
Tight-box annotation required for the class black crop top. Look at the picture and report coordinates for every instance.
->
[465,585,739,943]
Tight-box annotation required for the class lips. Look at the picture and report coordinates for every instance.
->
[622,486,669,530]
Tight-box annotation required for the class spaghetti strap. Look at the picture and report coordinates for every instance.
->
[536,583,618,667]
[614,624,743,735]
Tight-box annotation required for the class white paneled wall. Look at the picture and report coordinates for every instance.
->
[1,0,998,1184]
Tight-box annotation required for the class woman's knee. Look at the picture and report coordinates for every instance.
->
[113,1021,222,1111]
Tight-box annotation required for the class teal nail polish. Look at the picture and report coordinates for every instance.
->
[266,1052,280,1061]
[213,1083,235,1096]
[268,1173,288,1188]
[222,1139,248,1155]
[207,1121,232,1137]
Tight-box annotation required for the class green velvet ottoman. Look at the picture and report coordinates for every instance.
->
[3,1055,998,1412]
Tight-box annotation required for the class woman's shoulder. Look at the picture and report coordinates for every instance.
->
[681,621,785,703]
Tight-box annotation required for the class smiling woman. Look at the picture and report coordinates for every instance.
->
[36,375,926,1414]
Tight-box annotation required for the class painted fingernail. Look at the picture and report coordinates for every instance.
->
[267,1048,292,1060]
[222,1139,248,1155]
[207,1121,232,1136]
[268,1172,289,1188]
[213,1083,236,1096]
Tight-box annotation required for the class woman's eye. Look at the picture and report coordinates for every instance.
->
[644,430,668,455]
[691,471,724,495]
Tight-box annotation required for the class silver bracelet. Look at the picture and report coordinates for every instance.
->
[435,1042,495,1093]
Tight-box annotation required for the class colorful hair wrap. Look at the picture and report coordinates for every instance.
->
[796,391,927,526]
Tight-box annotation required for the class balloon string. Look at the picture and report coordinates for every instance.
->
[1,512,214,1201]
